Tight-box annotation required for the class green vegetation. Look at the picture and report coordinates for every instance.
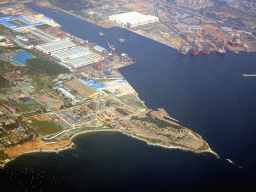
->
[29,119,63,136]
[26,58,70,77]
[16,103,36,113]
[0,75,11,89]
[8,19,27,26]
[134,101,147,109]
[49,0,92,11]
[0,150,7,161]
[0,59,17,73]
[36,24,51,30]
[0,24,16,35]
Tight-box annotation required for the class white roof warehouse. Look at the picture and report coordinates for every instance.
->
[109,11,158,28]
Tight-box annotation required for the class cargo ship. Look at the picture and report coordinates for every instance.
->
[189,48,199,56]
[118,38,125,43]
[178,46,188,55]
[201,46,211,55]
[99,32,105,36]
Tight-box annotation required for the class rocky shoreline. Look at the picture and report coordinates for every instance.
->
[0,128,219,168]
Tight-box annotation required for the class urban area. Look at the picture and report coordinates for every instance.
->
[40,0,256,55]
[4,0,255,165]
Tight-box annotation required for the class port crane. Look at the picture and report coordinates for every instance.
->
[94,56,104,71]
[107,41,115,54]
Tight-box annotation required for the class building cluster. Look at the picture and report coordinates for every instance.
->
[109,11,159,28]
[174,0,214,10]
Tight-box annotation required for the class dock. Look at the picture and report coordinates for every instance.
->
[242,74,256,77]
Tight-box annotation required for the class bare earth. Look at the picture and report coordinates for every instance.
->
[4,140,71,158]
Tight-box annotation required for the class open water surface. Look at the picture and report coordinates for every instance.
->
[1,3,256,191]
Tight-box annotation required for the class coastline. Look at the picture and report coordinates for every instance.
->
[33,2,180,50]
[34,2,255,53]
[0,128,219,168]
[0,2,220,168]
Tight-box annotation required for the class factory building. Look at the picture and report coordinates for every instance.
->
[14,39,34,49]
[51,46,90,61]
[58,88,75,100]
[30,29,59,42]
[65,52,101,68]
[109,12,158,28]
[51,46,101,68]
[35,39,76,54]
[221,27,238,37]
[65,79,98,98]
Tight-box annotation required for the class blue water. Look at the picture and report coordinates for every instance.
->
[11,51,34,65]
[1,3,256,191]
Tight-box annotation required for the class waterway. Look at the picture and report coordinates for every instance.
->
[1,3,256,191]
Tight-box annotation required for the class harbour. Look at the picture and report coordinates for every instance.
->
[25,1,256,167]
[0,2,255,191]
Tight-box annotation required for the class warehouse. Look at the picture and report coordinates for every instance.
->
[51,46,90,61]
[109,12,158,28]
[65,79,98,98]
[35,39,76,54]
[30,29,59,42]
[94,45,107,52]
[221,27,238,37]
[65,52,101,68]
[14,39,34,49]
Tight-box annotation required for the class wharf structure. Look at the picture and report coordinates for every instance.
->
[109,12,159,28]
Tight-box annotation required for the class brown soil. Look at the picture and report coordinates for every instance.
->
[4,140,71,158]
[123,3,149,12]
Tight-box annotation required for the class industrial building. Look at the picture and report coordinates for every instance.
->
[64,79,98,98]
[94,45,107,52]
[35,39,76,54]
[14,39,34,49]
[221,27,238,37]
[30,29,59,42]
[51,46,102,68]
[65,52,101,68]
[51,46,90,61]
[109,12,158,28]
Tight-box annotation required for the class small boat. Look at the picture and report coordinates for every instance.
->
[217,49,226,54]
[99,32,105,36]
[53,10,58,13]
[118,38,125,43]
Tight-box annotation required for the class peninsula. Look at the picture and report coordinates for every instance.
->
[0,1,219,168]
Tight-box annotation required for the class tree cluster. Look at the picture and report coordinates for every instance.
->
[26,58,70,77]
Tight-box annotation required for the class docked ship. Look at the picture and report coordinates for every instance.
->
[201,46,211,55]
[99,32,105,36]
[217,38,226,54]
[189,47,199,56]
[178,46,188,55]
[118,38,125,43]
